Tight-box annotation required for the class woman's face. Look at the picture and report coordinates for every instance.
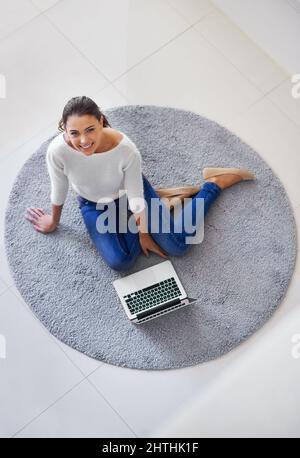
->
[65,114,106,156]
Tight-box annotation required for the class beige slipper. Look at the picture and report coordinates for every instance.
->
[202,167,255,181]
[156,185,200,198]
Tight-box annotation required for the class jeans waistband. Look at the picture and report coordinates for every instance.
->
[77,195,123,206]
[77,195,96,205]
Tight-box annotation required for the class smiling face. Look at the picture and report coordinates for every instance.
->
[64,114,107,156]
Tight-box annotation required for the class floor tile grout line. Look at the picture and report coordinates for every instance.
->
[0,285,11,299]
[0,120,59,163]
[1,0,290,103]
[0,268,13,291]
[4,272,140,436]
[231,80,300,134]
[266,94,300,131]
[109,25,194,85]
[0,255,15,290]
[194,3,292,79]
[108,82,134,107]
[111,0,269,91]
[43,1,227,91]
[40,13,113,86]
[1,287,135,438]
[29,0,63,14]
[11,376,88,438]
[92,0,285,107]
[263,76,291,97]
[228,76,300,135]
[6,284,139,396]
[3,284,137,437]
[11,365,137,438]
[4,284,106,380]
[34,2,198,88]
[286,0,300,14]
[105,84,132,107]
[0,6,112,104]
[47,335,106,379]
[165,0,216,27]
[1,283,103,382]
[0,9,44,45]
[230,94,267,125]
[86,376,139,438]
[1,0,216,96]
[229,70,289,124]
[107,1,215,85]
[191,24,286,97]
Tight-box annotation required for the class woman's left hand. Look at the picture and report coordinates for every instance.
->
[139,233,168,259]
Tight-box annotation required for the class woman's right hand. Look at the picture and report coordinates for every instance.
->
[25,207,57,233]
[139,232,168,259]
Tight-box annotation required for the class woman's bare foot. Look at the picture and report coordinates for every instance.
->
[207,174,243,190]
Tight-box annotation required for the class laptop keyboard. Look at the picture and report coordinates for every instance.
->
[123,277,181,315]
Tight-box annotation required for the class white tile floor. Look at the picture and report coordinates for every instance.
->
[0,0,299,438]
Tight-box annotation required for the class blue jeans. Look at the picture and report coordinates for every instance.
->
[77,174,222,271]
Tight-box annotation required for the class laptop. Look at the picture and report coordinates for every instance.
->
[113,260,198,324]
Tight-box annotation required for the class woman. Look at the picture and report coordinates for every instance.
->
[25,96,255,271]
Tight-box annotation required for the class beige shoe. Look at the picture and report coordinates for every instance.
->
[202,167,255,181]
[156,185,200,198]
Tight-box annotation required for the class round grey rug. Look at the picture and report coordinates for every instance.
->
[4,105,297,370]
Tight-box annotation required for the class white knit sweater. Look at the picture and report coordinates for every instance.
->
[46,131,145,214]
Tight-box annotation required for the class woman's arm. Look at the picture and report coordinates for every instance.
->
[51,203,63,227]
[25,145,68,233]
[46,146,69,207]
[123,145,167,258]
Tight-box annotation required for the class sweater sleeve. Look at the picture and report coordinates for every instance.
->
[46,147,69,206]
[123,146,145,215]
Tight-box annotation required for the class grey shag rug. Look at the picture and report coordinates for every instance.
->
[4,105,298,370]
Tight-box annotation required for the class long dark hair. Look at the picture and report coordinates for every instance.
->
[58,96,111,131]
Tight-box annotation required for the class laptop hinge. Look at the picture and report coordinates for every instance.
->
[136,297,182,320]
